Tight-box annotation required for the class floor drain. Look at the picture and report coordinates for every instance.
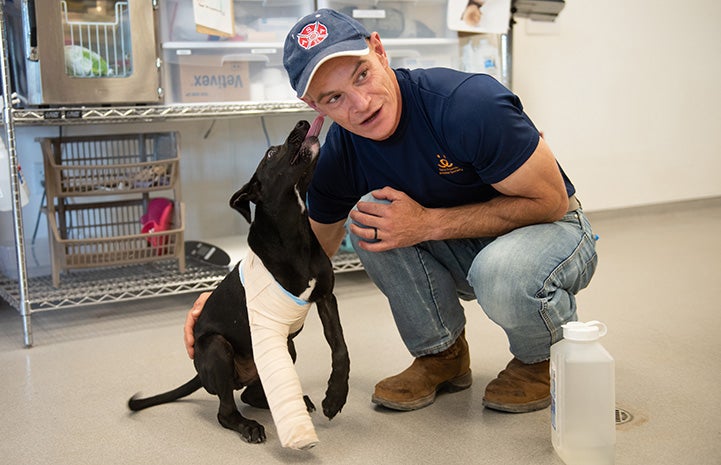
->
[615,408,633,425]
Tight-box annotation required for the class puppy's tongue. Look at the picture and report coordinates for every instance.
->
[306,115,324,140]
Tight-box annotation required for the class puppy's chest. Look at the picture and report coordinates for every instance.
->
[240,251,316,308]
[297,278,317,302]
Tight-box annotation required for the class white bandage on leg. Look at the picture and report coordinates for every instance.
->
[240,251,318,450]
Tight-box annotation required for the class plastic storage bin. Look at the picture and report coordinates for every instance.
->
[161,0,312,43]
[162,44,296,103]
[317,0,459,70]
[160,0,314,103]
[317,0,453,39]
[385,40,458,69]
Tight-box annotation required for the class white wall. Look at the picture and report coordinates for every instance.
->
[512,0,721,211]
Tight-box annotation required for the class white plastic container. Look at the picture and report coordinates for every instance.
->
[550,321,616,465]
[460,37,500,80]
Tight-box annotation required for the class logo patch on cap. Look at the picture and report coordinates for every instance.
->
[297,21,328,50]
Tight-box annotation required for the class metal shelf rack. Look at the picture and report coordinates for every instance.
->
[0,251,363,313]
[8,101,311,126]
[0,97,365,346]
[0,5,363,347]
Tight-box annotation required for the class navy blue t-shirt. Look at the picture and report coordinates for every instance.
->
[308,68,575,224]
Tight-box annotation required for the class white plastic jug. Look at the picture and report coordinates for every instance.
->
[550,320,615,465]
[460,38,501,81]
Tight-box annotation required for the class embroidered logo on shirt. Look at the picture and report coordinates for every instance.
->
[297,21,328,49]
[436,154,464,175]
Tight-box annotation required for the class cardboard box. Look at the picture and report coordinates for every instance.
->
[175,53,251,103]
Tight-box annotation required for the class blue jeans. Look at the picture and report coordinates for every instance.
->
[348,193,598,364]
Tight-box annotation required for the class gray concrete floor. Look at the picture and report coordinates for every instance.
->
[1,198,720,464]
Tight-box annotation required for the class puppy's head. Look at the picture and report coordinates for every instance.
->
[230,116,324,223]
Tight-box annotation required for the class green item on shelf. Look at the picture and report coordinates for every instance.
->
[64,45,111,77]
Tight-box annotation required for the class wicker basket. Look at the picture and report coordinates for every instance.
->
[47,198,186,287]
[40,133,180,197]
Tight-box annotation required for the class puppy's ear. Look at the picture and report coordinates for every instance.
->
[229,178,260,223]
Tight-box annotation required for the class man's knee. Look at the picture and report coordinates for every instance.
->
[347,192,390,249]
[467,250,538,328]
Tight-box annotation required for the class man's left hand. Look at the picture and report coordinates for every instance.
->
[349,187,431,252]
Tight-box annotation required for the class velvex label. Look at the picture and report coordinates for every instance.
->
[178,57,250,102]
[192,73,246,89]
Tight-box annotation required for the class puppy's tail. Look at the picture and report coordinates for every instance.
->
[128,375,202,411]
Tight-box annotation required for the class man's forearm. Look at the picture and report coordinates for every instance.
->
[426,194,568,241]
[310,219,347,257]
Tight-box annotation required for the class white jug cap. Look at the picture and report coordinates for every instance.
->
[562,320,608,341]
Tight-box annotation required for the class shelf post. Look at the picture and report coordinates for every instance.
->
[1,4,33,347]
[500,14,515,89]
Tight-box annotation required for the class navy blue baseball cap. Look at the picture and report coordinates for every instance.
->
[284,9,371,98]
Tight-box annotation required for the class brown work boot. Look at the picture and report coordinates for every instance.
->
[482,357,551,413]
[372,331,472,411]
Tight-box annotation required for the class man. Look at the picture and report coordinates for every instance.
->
[185,9,598,414]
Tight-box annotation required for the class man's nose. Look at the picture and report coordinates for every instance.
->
[348,88,371,112]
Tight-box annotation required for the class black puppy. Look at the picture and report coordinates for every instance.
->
[128,119,349,446]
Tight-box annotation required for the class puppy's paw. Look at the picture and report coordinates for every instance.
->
[220,411,266,444]
[240,420,266,444]
[321,392,346,420]
[303,395,316,413]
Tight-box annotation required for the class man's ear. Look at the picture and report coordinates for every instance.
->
[302,99,324,115]
[229,177,260,223]
[369,32,388,65]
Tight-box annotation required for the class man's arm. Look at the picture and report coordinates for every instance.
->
[310,218,347,257]
[184,291,211,359]
[349,136,569,251]
[431,136,569,238]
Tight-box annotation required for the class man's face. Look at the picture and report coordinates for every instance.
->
[302,33,401,141]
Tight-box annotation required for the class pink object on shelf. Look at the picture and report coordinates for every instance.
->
[141,197,174,251]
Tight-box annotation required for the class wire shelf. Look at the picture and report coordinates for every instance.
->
[9,102,312,126]
[0,253,363,312]
[0,260,217,312]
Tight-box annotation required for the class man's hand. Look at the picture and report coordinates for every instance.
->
[349,187,431,252]
[184,291,211,359]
